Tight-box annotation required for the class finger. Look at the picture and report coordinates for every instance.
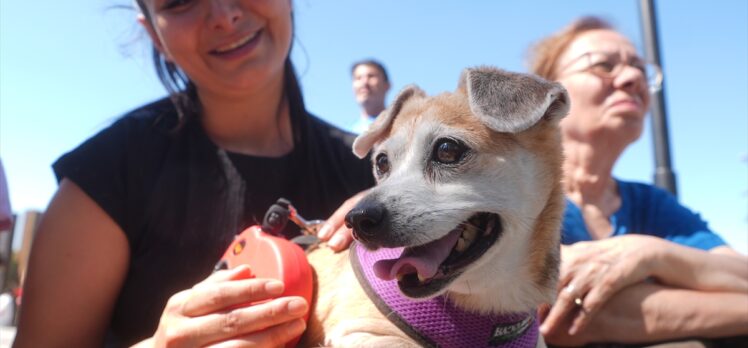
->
[560,242,598,271]
[162,267,259,318]
[537,303,551,324]
[568,306,591,336]
[556,264,578,292]
[327,226,354,252]
[201,265,255,285]
[189,297,308,346]
[318,190,368,241]
[208,318,307,348]
[318,197,357,241]
[557,249,583,292]
[569,269,617,334]
[184,278,286,317]
[539,284,579,336]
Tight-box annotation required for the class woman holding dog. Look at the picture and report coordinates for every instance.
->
[528,16,748,346]
[13,0,373,347]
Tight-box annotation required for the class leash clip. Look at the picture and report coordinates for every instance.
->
[262,198,325,236]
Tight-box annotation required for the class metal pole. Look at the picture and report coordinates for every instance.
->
[639,0,678,196]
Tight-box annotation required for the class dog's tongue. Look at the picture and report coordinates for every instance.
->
[373,229,461,281]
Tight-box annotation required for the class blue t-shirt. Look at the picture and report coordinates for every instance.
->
[562,179,726,251]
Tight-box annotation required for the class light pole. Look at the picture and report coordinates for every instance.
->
[639,0,678,196]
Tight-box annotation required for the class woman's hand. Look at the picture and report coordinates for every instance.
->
[317,190,368,252]
[537,303,594,346]
[540,234,666,338]
[144,265,308,347]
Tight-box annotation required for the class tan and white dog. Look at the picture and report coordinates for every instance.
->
[300,66,568,348]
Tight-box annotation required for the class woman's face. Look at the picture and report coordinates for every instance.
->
[555,29,651,145]
[139,0,293,96]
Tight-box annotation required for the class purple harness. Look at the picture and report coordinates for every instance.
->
[351,242,538,348]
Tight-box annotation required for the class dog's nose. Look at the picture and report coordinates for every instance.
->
[345,201,386,240]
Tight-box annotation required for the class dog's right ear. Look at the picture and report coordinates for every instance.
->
[352,85,426,158]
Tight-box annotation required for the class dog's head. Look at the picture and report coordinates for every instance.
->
[345,66,568,313]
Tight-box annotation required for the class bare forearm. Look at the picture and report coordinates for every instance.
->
[587,283,748,343]
[653,244,748,293]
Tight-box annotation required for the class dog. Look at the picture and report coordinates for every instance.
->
[299,66,568,348]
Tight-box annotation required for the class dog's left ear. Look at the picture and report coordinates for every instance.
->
[352,85,427,158]
[459,66,569,133]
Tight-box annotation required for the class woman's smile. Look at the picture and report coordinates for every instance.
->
[210,29,263,59]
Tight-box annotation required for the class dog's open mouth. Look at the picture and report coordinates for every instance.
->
[372,212,502,298]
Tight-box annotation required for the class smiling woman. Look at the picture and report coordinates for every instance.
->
[12,0,375,347]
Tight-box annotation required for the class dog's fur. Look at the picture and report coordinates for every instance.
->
[300,67,568,348]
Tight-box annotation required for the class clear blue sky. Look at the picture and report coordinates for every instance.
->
[1,1,746,253]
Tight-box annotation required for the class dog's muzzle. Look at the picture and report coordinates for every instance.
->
[345,201,386,242]
[345,195,407,248]
[346,196,505,298]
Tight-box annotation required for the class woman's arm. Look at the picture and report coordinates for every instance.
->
[14,180,310,348]
[14,179,130,347]
[544,282,748,346]
[541,235,748,338]
[651,243,748,293]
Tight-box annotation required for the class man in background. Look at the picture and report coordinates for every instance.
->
[350,59,391,133]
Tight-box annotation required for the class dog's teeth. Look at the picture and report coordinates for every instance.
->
[417,273,429,283]
[462,228,477,244]
[455,237,467,253]
[484,218,495,235]
[459,226,477,250]
[396,273,405,282]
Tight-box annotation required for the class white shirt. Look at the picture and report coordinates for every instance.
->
[350,116,376,134]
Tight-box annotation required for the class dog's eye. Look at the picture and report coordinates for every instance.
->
[433,138,467,164]
[375,153,390,176]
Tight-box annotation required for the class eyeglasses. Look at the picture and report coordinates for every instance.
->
[558,51,663,94]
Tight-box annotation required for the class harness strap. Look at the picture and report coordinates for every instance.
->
[351,242,539,348]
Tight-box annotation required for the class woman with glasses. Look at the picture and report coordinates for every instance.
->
[528,16,748,346]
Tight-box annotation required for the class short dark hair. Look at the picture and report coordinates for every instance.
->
[351,59,389,84]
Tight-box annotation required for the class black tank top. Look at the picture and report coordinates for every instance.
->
[53,97,375,346]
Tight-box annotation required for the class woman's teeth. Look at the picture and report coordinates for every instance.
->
[215,32,257,53]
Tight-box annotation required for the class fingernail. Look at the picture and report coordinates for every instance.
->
[230,265,254,279]
[568,326,578,335]
[287,298,308,315]
[288,318,306,334]
[233,264,250,273]
[318,224,332,239]
[265,280,284,295]
[539,324,548,334]
[328,234,343,249]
